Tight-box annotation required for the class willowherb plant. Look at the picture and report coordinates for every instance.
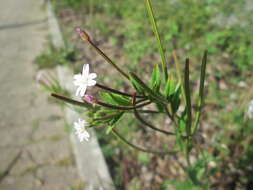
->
[51,0,211,188]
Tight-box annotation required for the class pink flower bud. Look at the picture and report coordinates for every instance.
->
[75,27,90,41]
[83,94,96,104]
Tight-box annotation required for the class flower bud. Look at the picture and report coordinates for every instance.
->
[83,94,96,104]
[36,70,50,88]
[76,27,90,41]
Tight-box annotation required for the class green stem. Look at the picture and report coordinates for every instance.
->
[137,110,161,114]
[134,108,175,135]
[97,100,152,110]
[145,0,168,80]
[88,40,130,80]
[51,93,93,109]
[96,83,145,98]
[112,129,177,155]
[93,112,123,121]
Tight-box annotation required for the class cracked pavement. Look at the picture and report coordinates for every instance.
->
[0,0,81,189]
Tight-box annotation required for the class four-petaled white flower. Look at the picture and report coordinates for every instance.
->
[73,64,97,97]
[74,118,90,142]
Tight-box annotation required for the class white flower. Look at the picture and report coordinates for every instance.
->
[247,99,253,119]
[73,64,97,97]
[74,119,90,142]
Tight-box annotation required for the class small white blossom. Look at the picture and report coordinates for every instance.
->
[74,119,90,142]
[247,99,253,119]
[208,161,217,168]
[73,64,97,97]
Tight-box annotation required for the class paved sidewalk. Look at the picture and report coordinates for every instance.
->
[0,0,80,189]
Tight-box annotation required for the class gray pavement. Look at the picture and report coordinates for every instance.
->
[0,0,80,189]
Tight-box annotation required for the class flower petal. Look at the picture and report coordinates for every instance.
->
[82,64,89,76]
[87,79,96,86]
[79,86,87,96]
[88,73,97,80]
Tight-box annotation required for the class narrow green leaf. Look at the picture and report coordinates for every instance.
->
[99,92,115,105]
[171,86,181,113]
[99,92,130,106]
[164,75,177,99]
[173,51,186,105]
[150,64,161,92]
[130,72,168,104]
[145,0,168,80]
[193,51,208,133]
[184,59,192,136]
[110,94,131,106]
[130,77,145,94]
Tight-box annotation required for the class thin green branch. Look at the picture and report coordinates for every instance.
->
[96,83,145,98]
[51,93,93,109]
[134,107,175,135]
[88,40,130,80]
[137,110,161,114]
[112,128,177,155]
[93,112,123,121]
[145,0,168,80]
[97,100,152,110]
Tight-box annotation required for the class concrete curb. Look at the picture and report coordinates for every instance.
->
[46,1,114,190]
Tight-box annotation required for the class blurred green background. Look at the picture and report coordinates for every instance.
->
[36,0,253,189]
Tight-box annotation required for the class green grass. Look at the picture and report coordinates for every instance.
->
[35,43,76,69]
[54,0,253,71]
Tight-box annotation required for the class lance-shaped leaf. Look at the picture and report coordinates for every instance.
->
[99,92,131,106]
[183,59,192,136]
[145,0,168,81]
[130,72,168,104]
[130,76,145,95]
[149,64,161,92]
[164,75,177,99]
[173,50,186,105]
[171,86,181,113]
